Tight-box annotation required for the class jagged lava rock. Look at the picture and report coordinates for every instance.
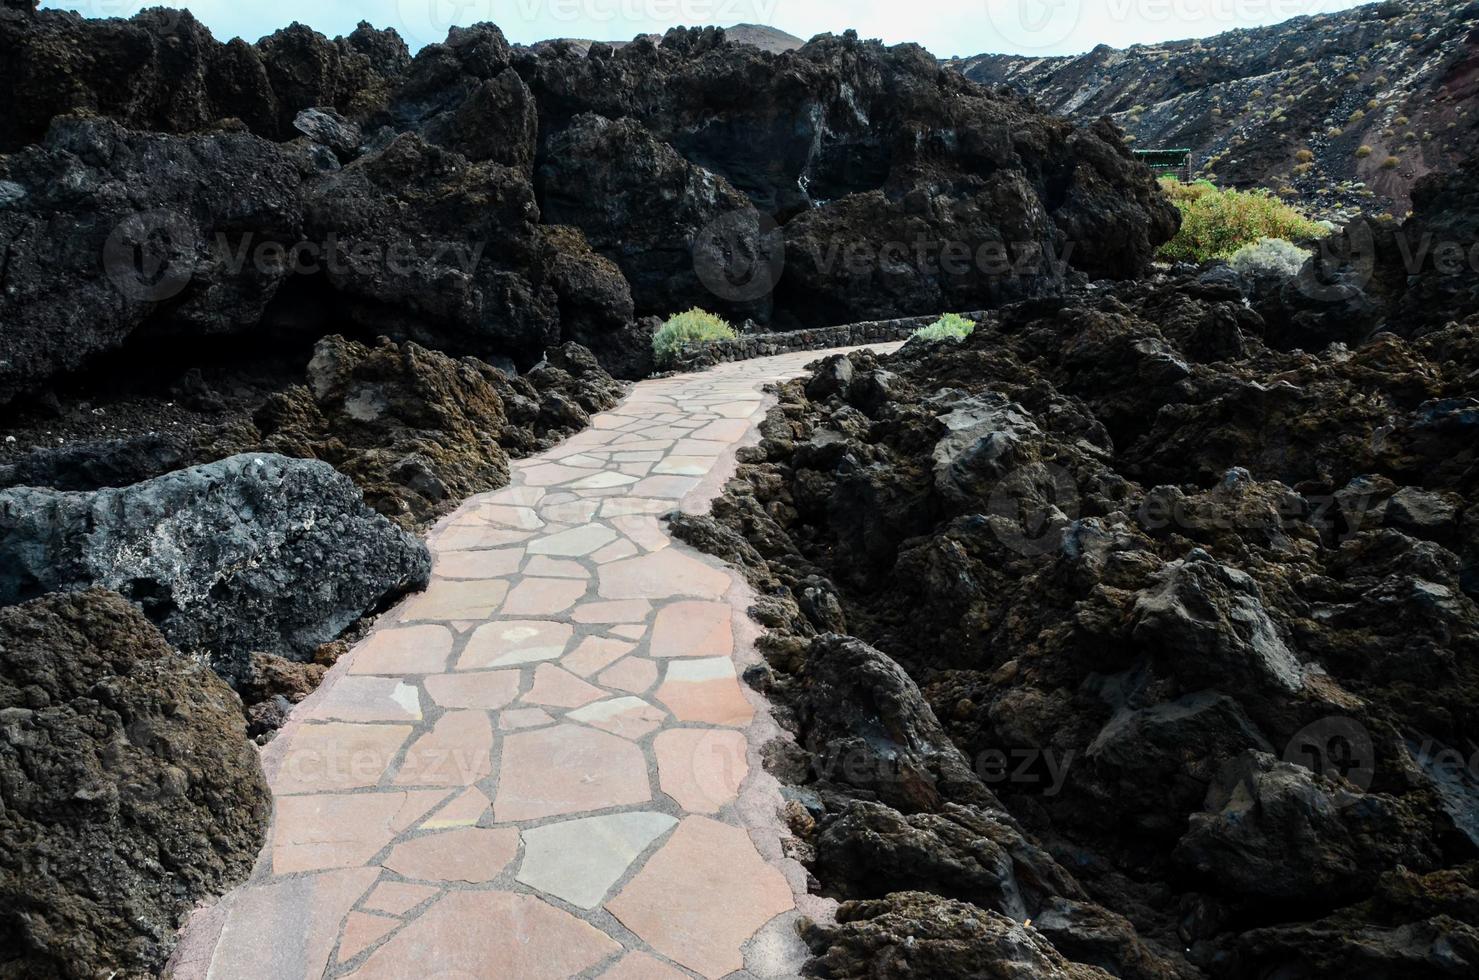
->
[0,454,430,683]
[0,589,269,979]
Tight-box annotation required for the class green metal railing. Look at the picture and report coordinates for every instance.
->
[1134,148,1193,182]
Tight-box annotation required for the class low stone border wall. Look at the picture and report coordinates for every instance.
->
[669,312,987,372]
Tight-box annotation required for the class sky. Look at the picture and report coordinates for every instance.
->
[40,0,1374,58]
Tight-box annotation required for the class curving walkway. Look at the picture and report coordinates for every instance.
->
[169,344,903,980]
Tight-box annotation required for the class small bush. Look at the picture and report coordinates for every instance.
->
[1394,115,1410,126]
[1294,162,1314,175]
[1355,145,1374,158]
[1382,155,1400,169]
[1295,148,1315,163]
[1348,109,1366,123]
[1157,178,1327,263]
[912,313,976,342]
[651,308,737,366]
[1229,237,1311,278]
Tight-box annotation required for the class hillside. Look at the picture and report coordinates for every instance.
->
[952,0,1479,214]
[528,21,802,56]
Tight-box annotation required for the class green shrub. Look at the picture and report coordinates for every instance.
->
[1355,145,1374,158]
[1157,179,1327,263]
[651,308,737,366]
[1295,148,1315,163]
[1229,237,1311,278]
[1382,155,1400,169]
[912,312,976,342]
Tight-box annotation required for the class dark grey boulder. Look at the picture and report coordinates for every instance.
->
[0,454,430,683]
[293,106,362,156]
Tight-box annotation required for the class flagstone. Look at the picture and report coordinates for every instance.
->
[599,951,692,980]
[523,555,590,578]
[349,625,453,675]
[691,419,752,442]
[499,707,555,730]
[349,891,620,980]
[566,470,638,490]
[300,677,422,723]
[650,600,734,658]
[397,579,508,622]
[598,551,731,600]
[598,496,673,517]
[671,438,732,455]
[540,497,601,524]
[562,635,635,676]
[204,868,381,980]
[653,455,715,476]
[609,622,649,641]
[473,504,544,529]
[607,816,794,979]
[419,786,490,830]
[609,514,670,552]
[271,790,445,873]
[394,711,495,787]
[433,547,524,579]
[572,598,652,623]
[630,475,702,499]
[436,525,535,551]
[567,696,667,739]
[494,724,650,821]
[522,664,606,709]
[598,656,659,694]
[516,811,677,909]
[590,538,640,563]
[458,620,572,669]
[654,728,750,813]
[362,880,440,916]
[423,670,521,710]
[383,826,519,883]
[500,576,588,615]
[521,462,594,486]
[526,522,618,556]
[655,658,754,726]
[274,722,412,794]
[336,911,399,964]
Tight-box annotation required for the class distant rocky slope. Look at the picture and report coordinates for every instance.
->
[951,0,1479,214]
[529,22,803,55]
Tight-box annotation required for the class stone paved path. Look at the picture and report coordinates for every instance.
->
[169,344,903,980]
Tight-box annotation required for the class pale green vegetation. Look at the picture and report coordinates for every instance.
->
[912,313,976,342]
[1157,179,1327,263]
[651,308,737,366]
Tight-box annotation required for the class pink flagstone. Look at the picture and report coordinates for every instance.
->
[607,816,794,979]
[597,550,731,600]
[654,728,750,813]
[348,625,453,675]
[394,711,495,787]
[383,826,519,882]
[271,791,446,873]
[336,911,399,964]
[349,891,620,980]
[274,722,412,794]
[494,724,650,821]
[598,656,659,694]
[522,663,607,709]
[562,635,635,676]
[422,669,521,710]
[649,600,734,659]
[361,880,439,915]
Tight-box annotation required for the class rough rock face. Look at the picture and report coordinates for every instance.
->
[0,589,269,979]
[0,4,407,150]
[0,454,430,683]
[1,10,1177,403]
[539,112,768,322]
[253,334,623,526]
[953,0,1479,214]
[0,116,309,405]
[677,271,1479,976]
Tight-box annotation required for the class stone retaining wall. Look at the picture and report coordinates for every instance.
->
[668,312,989,372]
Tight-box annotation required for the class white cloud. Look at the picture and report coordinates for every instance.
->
[41,0,1373,57]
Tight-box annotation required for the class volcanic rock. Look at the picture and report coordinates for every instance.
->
[0,454,430,683]
[0,589,269,979]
